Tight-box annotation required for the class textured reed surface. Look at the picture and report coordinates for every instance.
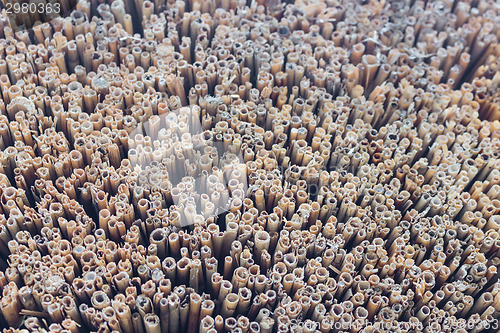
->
[0,0,500,332]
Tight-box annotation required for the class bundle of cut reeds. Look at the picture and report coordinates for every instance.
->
[0,0,499,332]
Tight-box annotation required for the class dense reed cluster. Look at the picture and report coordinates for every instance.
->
[0,0,500,332]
